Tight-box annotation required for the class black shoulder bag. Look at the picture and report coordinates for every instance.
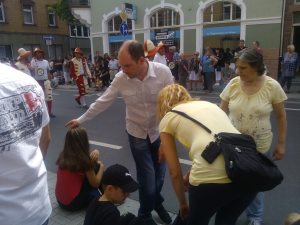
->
[171,109,284,192]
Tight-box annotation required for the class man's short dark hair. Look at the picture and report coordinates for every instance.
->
[121,40,145,62]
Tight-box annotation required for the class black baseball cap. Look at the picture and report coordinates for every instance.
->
[101,164,138,193]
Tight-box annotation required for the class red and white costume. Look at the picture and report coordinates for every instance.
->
[70,57,91,96]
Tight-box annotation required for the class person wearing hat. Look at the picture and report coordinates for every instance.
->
[70,47,91,108]
[144,40,159,61]
[30,48,50,90]
[15,48,32,76]
[153,41,167,66]
[83,164,143,225]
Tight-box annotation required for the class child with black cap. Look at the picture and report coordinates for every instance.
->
[84,164,145,225]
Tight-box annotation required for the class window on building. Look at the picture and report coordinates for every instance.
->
[69,25,90,38]
[108,16,132,32]
[296,0,300,3]
[0,2,5,22]
[223,2,241,21]
[23,4,34,24]
[150,9,180,28]
[48,11,56,26]
[0,45,13,60]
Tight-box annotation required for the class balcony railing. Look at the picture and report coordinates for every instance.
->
[69,0,90,7]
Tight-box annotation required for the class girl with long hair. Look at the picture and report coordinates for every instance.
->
[55,127,104,211]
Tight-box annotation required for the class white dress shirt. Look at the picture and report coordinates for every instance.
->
[153,53,167,66]
[77,61,173,143]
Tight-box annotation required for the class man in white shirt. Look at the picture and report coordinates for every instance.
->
[0,63,51,225]
[153,41,167,66]
[67,40,173,225]
[30,48,50,90]
[108,54,119,82]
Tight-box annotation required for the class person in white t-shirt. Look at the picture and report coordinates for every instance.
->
[108,54,119,82]
[153,41,167,66]
[31,48,50,90]
[0,63,52,225]
[15,48,33,76]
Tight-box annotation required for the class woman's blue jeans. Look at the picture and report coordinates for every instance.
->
[128,133,166,218]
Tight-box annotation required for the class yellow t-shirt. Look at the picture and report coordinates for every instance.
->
[220,75,287,153]
[159,101,240,186]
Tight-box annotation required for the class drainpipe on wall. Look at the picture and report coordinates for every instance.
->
[278,0,286,79]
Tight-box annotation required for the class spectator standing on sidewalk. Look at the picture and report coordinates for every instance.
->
[188,51,200,90]
[0,63,51,225]
[31,48,50,90]
[67,40,174,225]
[178,53,189,88]
[44,72,56,118]
[63,55,71,84]
[280,44,299,93]
[15,47,33,76]
[70,47,91,109]
[108,53,120,82]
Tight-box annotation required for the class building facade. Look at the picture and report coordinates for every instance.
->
[282,0,300,55]
[72,0,283,78]
[0,0,90,61]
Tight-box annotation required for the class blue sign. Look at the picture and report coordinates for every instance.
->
[203,26,240,37]
[119,22,129,36]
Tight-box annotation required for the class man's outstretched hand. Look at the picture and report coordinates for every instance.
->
[65,119,80,129]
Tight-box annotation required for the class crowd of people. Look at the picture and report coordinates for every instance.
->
[0,38,299,225]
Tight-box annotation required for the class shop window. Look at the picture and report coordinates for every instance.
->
[48,11,56,26]
[23,4,34,24]
[69,24,89,38]
[0,2,5,22]
[150,8,180,28]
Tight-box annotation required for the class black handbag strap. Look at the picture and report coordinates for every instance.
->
[170,109,218,139]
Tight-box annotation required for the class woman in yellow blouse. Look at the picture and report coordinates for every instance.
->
[158,84,257,225]
[220,48,287,225]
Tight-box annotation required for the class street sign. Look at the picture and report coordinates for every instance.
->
[43,35,53,40]
[120,21,128,36]
[45,39,52,45]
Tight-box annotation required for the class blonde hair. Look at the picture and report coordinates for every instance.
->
[287,44,295,52]
[157,84,193,120]
[285,213,300,225]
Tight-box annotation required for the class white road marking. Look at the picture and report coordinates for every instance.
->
[89,140,123,149]
[89,140,193,165]
[285,108,300,111]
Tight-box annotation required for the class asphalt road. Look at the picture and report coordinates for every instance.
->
[45,86,300,225]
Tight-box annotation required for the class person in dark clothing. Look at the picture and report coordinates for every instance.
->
[84,164,143,225]
[101,53,111,88]
[234,40,247,55]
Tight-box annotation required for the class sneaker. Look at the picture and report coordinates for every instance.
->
[155,205,172,224]
[248,220,262,225]
[142,216,158,225]
[75,97,81,105]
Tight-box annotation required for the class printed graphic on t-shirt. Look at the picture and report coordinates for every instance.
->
[0,85,43,152]
[37,68,44,76]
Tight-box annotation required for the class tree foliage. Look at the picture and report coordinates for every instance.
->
[49,0,77,23]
